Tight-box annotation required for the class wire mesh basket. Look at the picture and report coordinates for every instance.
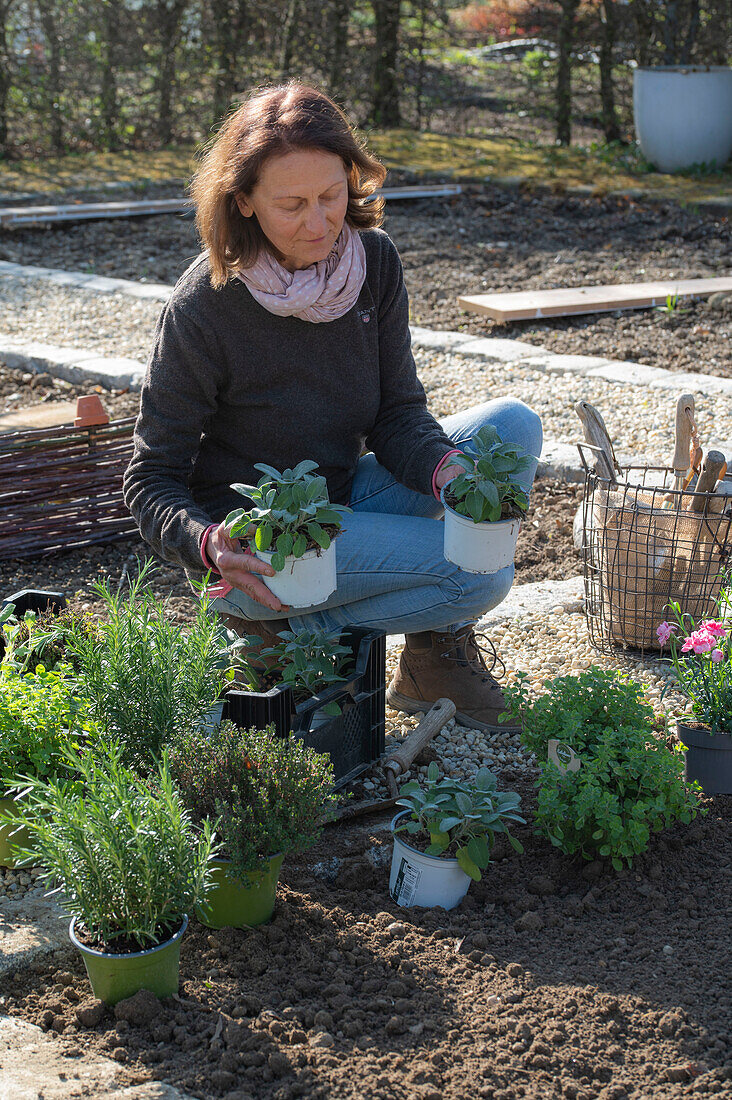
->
[579,444,732,653]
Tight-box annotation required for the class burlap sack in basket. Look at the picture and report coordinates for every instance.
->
[588,486,731,650]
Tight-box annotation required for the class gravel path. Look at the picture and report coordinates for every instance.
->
[2,182,730,375]
[4,271,730,464]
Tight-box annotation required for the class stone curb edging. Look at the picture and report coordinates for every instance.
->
[0,259,171,300]
[0,1015,193,1099]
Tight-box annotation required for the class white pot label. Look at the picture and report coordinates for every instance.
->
[391,856,421,906]
[548,739,581,774]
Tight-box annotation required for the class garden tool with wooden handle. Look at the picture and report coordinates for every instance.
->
[574,400,618,485]
[384,698,456,797]
[573,401,619,550]
[329,698,457,821]
[671,394,698,490]
[688,450,726,513]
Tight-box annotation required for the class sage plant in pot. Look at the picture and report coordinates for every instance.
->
[390,762,525,910]
[7,741,215,1004]
[225,461,352,608]
[658,599,732,794]
[256,626,354,729]
[169,722,337,929]
[442,426,535,574]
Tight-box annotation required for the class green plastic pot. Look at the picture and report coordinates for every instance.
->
[195,854,284,929]
[69,915,188,1005]
[0,795,34,869]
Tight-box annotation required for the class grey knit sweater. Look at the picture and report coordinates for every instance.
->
[123,228,456,574]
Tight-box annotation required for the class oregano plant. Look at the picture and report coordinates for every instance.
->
[225,461,352,572]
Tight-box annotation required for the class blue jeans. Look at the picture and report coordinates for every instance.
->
[210,397,542,636]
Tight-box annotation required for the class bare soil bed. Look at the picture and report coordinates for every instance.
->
[4,790,730,1100]
[1,178,729,377]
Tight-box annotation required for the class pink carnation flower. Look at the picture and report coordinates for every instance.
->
[656,621,676,647]
[711,648,725,663]
[700,620,726,638]
[680,628,717,655]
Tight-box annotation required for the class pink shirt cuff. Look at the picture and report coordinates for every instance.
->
[432,449,463,500]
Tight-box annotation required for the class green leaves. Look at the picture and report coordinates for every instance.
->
[444,427,537,525]
[229,461,351,567]
[395,764,525,882]
[5,740,217,949]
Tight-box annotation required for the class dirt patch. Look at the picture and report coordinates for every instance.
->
[1,182,729,379]
[4,788,730,1100]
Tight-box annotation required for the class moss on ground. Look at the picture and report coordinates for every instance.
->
[0,131,729,206]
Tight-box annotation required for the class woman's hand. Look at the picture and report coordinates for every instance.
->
[207,522,289,613]
[434,460,465,492]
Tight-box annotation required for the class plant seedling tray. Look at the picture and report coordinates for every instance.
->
[223,626,386,789]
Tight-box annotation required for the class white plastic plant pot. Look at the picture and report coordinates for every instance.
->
[441,491,521,575]
[254,541,337,609]
[389,812,471,910]
[198,700,225,734]
[633,66,732,173]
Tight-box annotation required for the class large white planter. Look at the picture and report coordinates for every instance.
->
[389,813,471,910]
[633,66,732,172]
[254,540,336,608]
[442,491,521,575]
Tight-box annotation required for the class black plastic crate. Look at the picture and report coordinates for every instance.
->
[1,589,67,616]
[223,626,386,789]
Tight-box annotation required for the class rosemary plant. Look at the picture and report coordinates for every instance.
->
[7,740,216,949]
[66,560,232,771]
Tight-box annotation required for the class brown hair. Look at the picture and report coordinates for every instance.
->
[191,82,387,288]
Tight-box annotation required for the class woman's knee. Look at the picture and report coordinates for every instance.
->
[452,563,515,621]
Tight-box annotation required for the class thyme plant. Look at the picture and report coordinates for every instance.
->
[169,722,337,880]
[445,425,535,523]
[225,460,352,572]
[6,740,216,949]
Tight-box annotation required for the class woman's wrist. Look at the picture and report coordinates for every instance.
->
[432,449,463,499]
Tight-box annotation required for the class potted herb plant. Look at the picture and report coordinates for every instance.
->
[390,762,525,910]
[255,626,354,729]
[502,668,702,869]
[169,722,337,929]
[658,602,732,794]
[0,659,96,868]
[65,560,232,772]
[441,426,535,574]
[225,461,352,607]
[5,740,215,1004]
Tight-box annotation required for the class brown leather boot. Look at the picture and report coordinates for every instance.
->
[386,625,521,733]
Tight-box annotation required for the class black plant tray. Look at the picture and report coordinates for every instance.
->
[0,589,67,661]
[223,626,386,789]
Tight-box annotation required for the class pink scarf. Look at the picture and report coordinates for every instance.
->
[237,223,367,323]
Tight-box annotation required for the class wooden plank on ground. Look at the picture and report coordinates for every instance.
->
[459,277,732,322]
[0,402,77,434]
[0,185,462,227]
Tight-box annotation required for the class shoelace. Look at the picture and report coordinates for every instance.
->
[435,625,506,681]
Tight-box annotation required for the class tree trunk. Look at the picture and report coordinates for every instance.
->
[662,0,680,65]
[152,0,187,146]
[680,0,701,64]
[100,0,120,151]
[555,0,579,146]
[372,0,401,127]
[279,0,300,79]
[211,0,248,128]
[415,0,428,130]
[327,0,350,100]
[599,0,621,144]
[38,0,63,153]
[0,0,12,156]
[629,0,654,68]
